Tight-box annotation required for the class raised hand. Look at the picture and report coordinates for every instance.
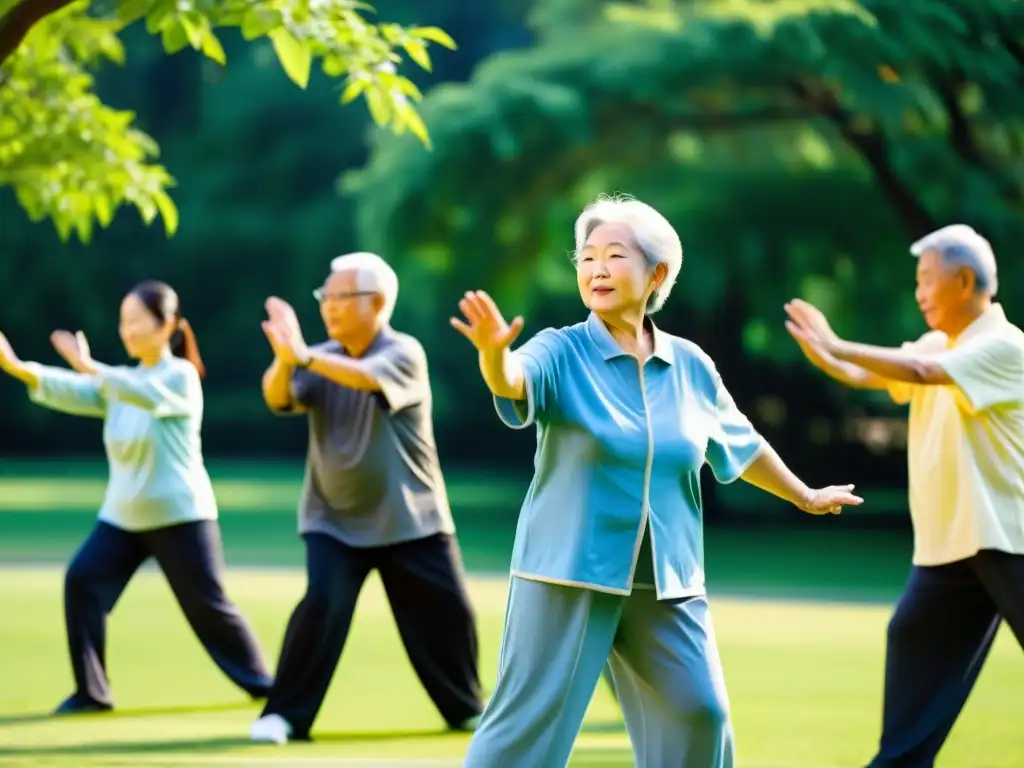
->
[0,330,20,373]
[265,297,303,340]
[450,291,524,353]
[799,484,864,516]
[784,299,839,351]
[51,330,92,371]
[261,320,308,367]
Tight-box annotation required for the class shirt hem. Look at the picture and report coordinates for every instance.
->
[300,521,456,548]
[511,570,707,600]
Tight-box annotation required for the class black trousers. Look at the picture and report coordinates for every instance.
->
[262,532,483,738]
[866,549,1024,768]
[64,520,273,707]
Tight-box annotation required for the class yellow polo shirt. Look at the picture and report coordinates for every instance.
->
[888,304,1024,566]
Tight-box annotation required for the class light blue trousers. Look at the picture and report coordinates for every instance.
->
[463,577,734,768]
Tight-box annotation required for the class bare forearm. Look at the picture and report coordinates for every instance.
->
[810,351,890,390]
[262,359,294,409]
[740,443,813,508]
[306,350,378,391]
[479,349,525,400]
[4,361,39,389]
[830,341,929,383]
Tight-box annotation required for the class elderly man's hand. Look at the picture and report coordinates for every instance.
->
[262,321,309,367]
[265,297,303,338]
[784,299,841,354]
[451,290,524,352]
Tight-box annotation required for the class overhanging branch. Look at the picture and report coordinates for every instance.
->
[0,0,75,67]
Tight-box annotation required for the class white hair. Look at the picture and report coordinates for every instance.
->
[910,224,998,296]
[330,251,399,322]
[572,194,683,314]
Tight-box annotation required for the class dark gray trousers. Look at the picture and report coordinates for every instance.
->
[866,549,1024,768]
[261,532,483,738]
[64,520,272,707]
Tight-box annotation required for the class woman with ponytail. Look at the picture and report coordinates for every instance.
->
[0,280,273,715]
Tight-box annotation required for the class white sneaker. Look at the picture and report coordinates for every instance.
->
[249,713,293,744]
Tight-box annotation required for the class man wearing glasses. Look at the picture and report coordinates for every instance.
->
[250,252,484,744]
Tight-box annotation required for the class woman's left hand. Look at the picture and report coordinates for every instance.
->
[799,484,864,515]
[51,330,93,372]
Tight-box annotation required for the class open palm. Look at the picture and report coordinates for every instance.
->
[51,330,91,370]
[450,291,524,352]
[801,484,863,516]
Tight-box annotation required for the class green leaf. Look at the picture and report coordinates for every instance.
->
[397,100,431,150]
[153,190,179,236]
[118,0,153,26]
[200,30,227,65]
[144,0,175,34]
[364,87,392,127]
[340,78,367,104]
[241,8,281,40]
[94,193,113,228]
[180,15,204,49]
[402,39,431,71]
[160,22,190,54]
[409,26,457,50]
[269,28,312,89]
[74,212,94,244]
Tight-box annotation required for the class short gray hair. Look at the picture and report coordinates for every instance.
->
[330,251,399,322]
[910,224,998,296]
[573,194,683,314]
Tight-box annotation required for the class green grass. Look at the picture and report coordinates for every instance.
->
[0,570,1022,767]
[1,461,1016,766]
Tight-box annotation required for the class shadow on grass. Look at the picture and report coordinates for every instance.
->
[0,728,462,759]
[0,700,257,728]
[0,736,251,758]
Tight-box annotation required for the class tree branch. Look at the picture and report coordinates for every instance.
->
[791,79,937,238]
[0,0,75,67]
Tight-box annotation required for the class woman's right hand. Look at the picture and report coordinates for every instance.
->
[0,330,22,374]
[450,291,524,353]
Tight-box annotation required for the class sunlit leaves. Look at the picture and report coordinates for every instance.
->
[269,27,312,87]
[0,0,456,241]
[348,0,1024,357]
[0,2,176,243]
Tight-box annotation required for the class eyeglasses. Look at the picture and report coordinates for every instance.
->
[312,288,377,303]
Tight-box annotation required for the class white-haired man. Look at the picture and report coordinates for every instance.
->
[250,252,483,743]
[786,224,1024,767]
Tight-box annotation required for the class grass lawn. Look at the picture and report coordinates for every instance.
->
[1,569,1022,767]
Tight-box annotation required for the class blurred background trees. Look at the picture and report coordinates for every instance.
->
[2,0,1022,514]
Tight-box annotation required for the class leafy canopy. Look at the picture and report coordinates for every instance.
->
[346,0,1024,354]
[0,0,455,242]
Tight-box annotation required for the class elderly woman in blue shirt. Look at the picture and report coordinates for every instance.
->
[451,195,863,768]
[0,281,272,715]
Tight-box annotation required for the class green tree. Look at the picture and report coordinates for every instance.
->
[347,0,1024,357]
[0,0,455,242]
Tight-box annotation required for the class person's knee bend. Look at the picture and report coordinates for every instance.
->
[680,693,730,734]
[64,558,96,595]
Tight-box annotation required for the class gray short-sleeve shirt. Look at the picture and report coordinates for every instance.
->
[283,329,454,547]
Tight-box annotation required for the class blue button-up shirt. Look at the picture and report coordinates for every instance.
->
[495,312,764,600]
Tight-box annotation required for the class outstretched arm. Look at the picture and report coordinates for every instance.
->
[829,340,951,385]
[795,337,891,390]
[740,443,861,514]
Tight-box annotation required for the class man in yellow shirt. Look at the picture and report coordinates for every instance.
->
[785,224,1024,768]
